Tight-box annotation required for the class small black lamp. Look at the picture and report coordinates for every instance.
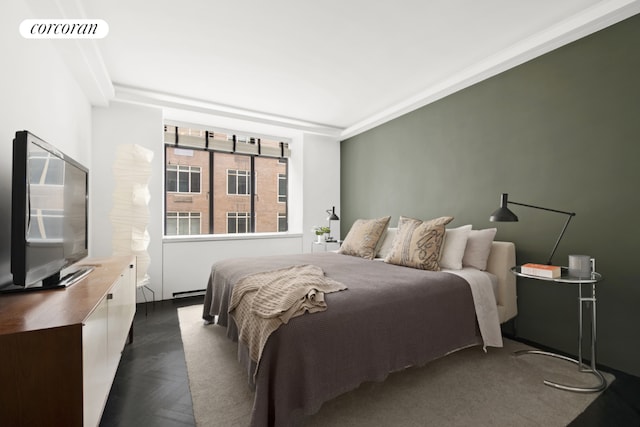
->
[326,206,339,241]
[490,193,575,265]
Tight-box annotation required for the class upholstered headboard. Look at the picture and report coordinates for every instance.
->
[485,241,517,323]
[375,229,517,324]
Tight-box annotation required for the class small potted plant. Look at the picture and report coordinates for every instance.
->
[312,226,331,243]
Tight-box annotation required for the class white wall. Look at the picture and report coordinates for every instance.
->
[0,2,92,164]
[0,1,92,286]
[300,133,341,250]
[163,234,303,298]
[91,101,164,301]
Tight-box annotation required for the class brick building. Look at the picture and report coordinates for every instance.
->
[164,127,288,235]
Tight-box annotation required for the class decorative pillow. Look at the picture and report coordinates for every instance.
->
[384,216,454,270]
[375,227,397,259]
[462,228,497,270]
[439,224,472,270]
[397,215,453,229]
[338,216,391,260]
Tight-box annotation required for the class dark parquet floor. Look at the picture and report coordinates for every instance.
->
[100,297,640,427]
[100,298,200,427]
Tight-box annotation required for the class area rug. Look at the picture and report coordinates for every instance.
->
[178,304,613,426]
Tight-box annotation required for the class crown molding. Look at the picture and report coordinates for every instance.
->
[23,0,114,106]
[113,84,344,137]
[341,0,640,140]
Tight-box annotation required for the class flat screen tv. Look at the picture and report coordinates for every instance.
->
[10,130,90,289]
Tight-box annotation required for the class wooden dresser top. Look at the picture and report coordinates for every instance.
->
[0,256,133,335]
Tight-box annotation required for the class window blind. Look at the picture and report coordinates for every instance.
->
[163,124,291,158]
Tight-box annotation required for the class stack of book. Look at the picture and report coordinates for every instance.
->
[521,263,561,278]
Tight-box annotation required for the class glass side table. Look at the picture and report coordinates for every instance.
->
[511,265,606,393]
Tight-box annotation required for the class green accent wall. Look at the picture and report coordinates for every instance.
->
[341,14,640,376]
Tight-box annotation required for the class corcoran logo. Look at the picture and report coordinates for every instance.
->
[20,19,109,39]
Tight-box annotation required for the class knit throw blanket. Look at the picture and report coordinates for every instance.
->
[229,264,347,367]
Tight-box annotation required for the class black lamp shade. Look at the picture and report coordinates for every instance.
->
[490,193,518,222]
[490,206,518,222]
[326,206,339,221]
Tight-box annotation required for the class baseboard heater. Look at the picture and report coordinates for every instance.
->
[173,289,206,298]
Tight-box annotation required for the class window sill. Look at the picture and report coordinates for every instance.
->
[162,232,303,244]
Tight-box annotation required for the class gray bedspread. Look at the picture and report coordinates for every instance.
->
[203,252,482,427]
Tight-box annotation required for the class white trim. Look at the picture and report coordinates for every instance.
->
[115,84,344,137]
[341,0,640,140]
[163,232,303,243]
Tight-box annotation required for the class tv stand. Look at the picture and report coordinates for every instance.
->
[58,266,95,287]
[42,270,62,288]
[0,266,96,294]
[0,256,136,427]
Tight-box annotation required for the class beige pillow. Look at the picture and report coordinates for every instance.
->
[384,216,454,270]
[396,215,453,228]
[338,216,391,260]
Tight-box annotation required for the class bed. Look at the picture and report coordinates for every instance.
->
[203,218,517,427]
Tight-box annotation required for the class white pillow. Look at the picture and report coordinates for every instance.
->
[375,228,397,259]
[462,228,497,270]
[439,225,472,270]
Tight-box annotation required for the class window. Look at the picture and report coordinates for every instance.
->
[166,212,201,235]
[278,212,287,232]
[227,212,250,233]
[278,173,287,203]
[164,124,290,236]
[166,165,201,193]
[227,169,251,195]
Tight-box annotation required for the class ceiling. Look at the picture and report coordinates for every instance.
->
[27,0,640,138]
